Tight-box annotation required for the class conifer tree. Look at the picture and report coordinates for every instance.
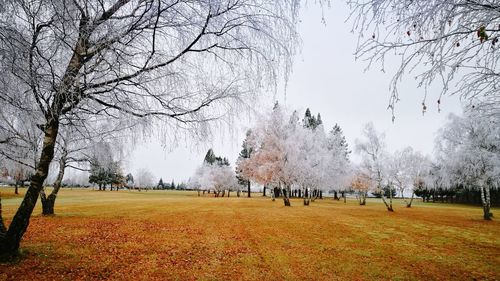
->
[236,130,254,197]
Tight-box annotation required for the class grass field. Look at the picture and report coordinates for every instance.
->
[0,188,499,281]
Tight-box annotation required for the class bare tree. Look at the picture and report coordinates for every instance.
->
[355,122,394,211]
[0,0,306,254]
[347,0,500,117]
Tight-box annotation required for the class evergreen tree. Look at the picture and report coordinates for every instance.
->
[125,173,134,187]
[317,113,323,126]
[88,157,122,190]
[236,130,254,197]
[331,123,351,161]
[171,180,175,190]
[158,178,164,189]
[303,108,321,129]
[203,148,216,165]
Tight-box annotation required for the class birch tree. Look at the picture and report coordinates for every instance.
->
[435,110,499,220]
[355,122,394,211]
[347,0,500,117]
[0,0,309,254]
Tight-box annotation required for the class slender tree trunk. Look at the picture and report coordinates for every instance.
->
[263,185,266,197]
[40,151,67,216]
[480,184,492,220]
[379,185,394,212]
[247,181,251,198]
[343,191,346,203]
[303,187,310,206]
[0,118,59,255]
[227,190,230,197]
[14,183,19,195]
[406,192,415,208]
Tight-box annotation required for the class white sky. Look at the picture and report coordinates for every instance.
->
[125,3,463,184]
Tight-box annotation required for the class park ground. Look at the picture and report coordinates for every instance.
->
[0,188,499,281]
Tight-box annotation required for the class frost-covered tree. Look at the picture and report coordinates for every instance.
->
[435,110,499,220]
[355,122,394,211]
[0,0,311,254]
[240,104,350,206]
[135,168,155,190]
[236,130,255,198]
[88,141,123,191]
[387,147,429,208]
[347,0,500,117]
[190,162,237,197]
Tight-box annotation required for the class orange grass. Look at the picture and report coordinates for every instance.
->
[0,188,499,281]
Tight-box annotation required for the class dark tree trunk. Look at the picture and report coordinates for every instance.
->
[334,191,339,200]
[0,118,59,255]
[298,189,301,198]
[247,181,251,198]
[263,185,266,197]
[303,188,310,206]
[0,197,6,234]
[14,183,19,195]
[319,190,323,199]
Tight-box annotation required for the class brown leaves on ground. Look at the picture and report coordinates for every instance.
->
[0,189,499,280]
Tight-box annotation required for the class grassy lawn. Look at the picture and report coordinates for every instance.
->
[0,188,499,280]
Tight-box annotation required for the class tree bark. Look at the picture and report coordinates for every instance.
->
[40,151,67,216]
[282,184,291,206]
[0,196,6,234]
[303,187,310,206]
[406,192,415,208]
[0,118,59,254]
[380,185,394,212]
[480,184,492,220]
[247,181,251,198]
[263,185,266,197]
[334,191,339,200]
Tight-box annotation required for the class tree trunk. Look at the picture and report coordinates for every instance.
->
[0,118,59,255]
[480,184,492,220]
[263,185,267,197]
[334,191,339,200]
[221,190,225,197]
[0,196,6,234]
[380,185,394,212]
[40,152,67,216]
[303,188,310,206]
[227,190,230,197]
[406,192,415,208]
[247,181,251,198]
[14,183,19,195]
[282,184,291,206]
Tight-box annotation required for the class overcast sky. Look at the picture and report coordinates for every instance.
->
[123,2,463,184]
